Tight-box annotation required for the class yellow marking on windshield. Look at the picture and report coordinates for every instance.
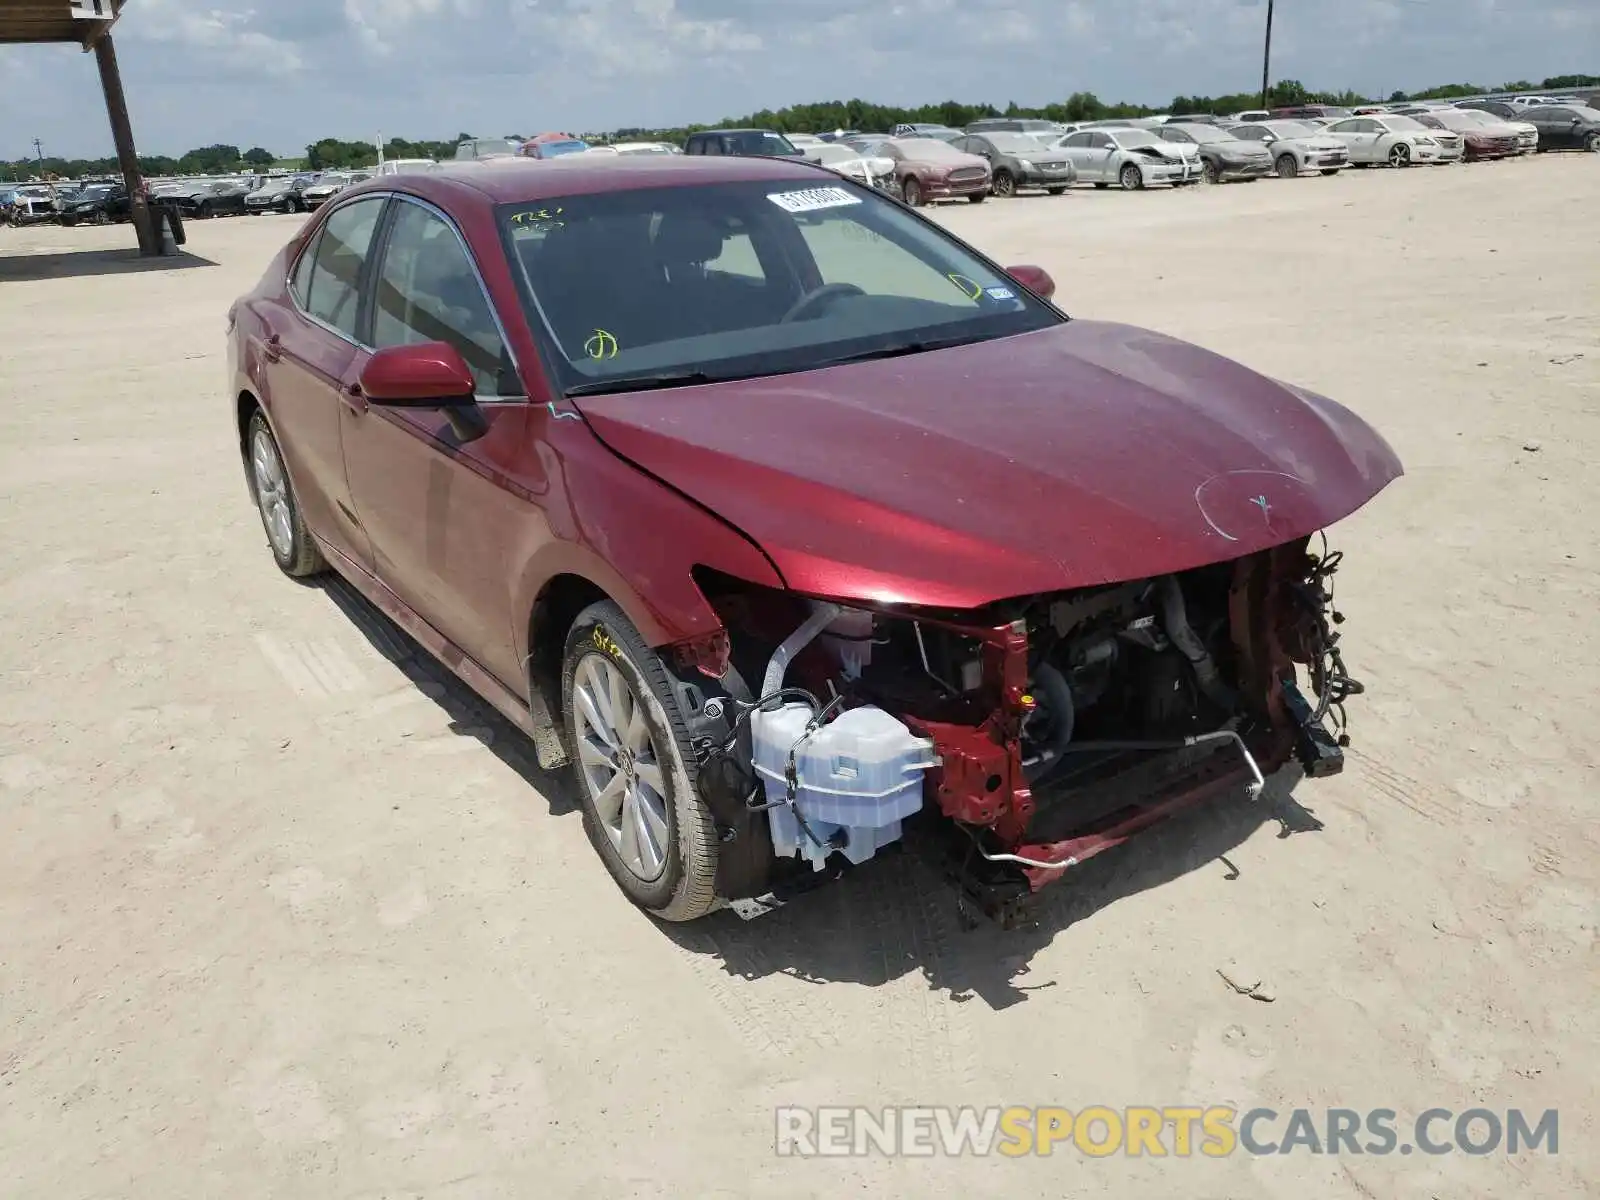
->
[585,329,620,360]
[947,273,983,300]
[510,206,566,229]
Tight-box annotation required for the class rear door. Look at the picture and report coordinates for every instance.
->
[261,195,389,570]
[339,195,542,689]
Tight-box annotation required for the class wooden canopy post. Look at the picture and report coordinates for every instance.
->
[91,27,157,254]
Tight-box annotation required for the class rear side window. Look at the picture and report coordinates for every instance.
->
[302,197,386,339]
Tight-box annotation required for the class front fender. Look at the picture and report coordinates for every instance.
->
[508,419,785,668]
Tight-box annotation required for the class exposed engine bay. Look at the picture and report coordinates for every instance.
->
[675,534,1361,927]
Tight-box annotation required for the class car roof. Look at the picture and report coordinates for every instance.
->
[344,154,832,208]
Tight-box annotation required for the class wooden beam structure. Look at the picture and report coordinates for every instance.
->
[1,0,159,254]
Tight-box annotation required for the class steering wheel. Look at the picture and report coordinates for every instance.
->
[780,282,866,323]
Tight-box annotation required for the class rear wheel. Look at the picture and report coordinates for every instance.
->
[92,210,109,225]
[1119,162,1143,190]
[1275,154,1299,179]
[1586,132,1600,153]
[285,195,303,214]
[901,177,923,207]
[197,201,213,219]
[992,169,1016,197]
[562,601,719,922]
[246,412,326,578]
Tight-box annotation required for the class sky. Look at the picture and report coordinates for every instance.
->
[2,0,1596,159]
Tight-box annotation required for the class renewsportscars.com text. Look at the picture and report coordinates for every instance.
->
[775,1106,1559,1158]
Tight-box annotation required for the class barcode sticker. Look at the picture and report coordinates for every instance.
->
[767,187,864,213]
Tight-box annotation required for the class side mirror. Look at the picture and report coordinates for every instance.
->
[1005,264,1056,301]
[359,342,488,442]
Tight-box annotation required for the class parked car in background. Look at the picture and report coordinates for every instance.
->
[786,133,826,151]
[377,158,436,176]
[1431,107,1538,154]
[246,174,318,214]
[1320,115,1448,167]
[891,122,963,139]
[454,137,523,161]
[1232,109,1272,123]
[1226,120,1350,177]
[584,141,681,156]
[520,133,590,159]
[1158,124,1273,183]
[173,178,253,219]
[1409,111,1519,160]
[1514,105,1600,152]
[805,143,897,192]
[1272,105,1354,121]
[302,171,372,209]
[817,129,860,143]
[684,128,805,157]
[964,118,1062,137]
[952,131,1076,196]
[226,154,1398,927]
[1053,127,1200,189]
[880,137,991,205]
[58,181,130,225]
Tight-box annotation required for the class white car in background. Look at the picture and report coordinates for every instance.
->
[1227,120,1351,177]
[376,158,435,176]
[1052,126,1202,189]
[786,133,826,152]
[584,142,681,156]
[1320,115,1448,167]
[805,142,896,191]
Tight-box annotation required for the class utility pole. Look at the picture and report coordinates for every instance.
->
[1260,0,1275,110]
[33,137,45,176]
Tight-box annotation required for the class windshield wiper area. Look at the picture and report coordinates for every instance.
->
[564,371,721,397]
[810,334,982,369]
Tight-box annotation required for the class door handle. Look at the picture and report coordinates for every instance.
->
[262,333,282,363]
[340,380,368,414]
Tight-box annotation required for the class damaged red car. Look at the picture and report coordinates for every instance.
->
[227,154,1402,926]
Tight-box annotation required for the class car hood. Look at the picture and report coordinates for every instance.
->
[573,320,1404,608]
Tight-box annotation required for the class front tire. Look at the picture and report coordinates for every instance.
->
[1046,186,1066,195]
[1202,159,1220,185]
[901,177,923,207]
[1388,142,1412,168]
[1320,168,1340,176]
[991,169,1015,197]
[967,193,985,204]
[285,196,303,214]
[1119,162,1143,190]
[562,601,719,922]
[1586,132,1600,153]
[246,412,326,577]
[1275,154,1299,179]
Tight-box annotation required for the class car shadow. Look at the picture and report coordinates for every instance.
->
[307,569,1326,1010]
[0,246,220,283]
[666,766,1321,1011]
[313,572,581,817]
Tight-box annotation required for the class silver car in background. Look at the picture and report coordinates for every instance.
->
[1158,123,1274,183]
[1052,126,1201,189]
[951,132,1077,196]
[301,171,372,210]
[1227,120,1351,177]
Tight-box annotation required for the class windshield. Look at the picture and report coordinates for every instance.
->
[500,180,1061,394]
[538,140,588,157]
[893,138,970,160]
[725,131,799,155]
[1264,121,1316,137]
[1384,116,1427,132]
[1114,130,1162,147]
[812,145,861,164]
[986,133,1046,152]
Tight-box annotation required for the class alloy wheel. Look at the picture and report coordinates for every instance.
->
[250,428,294,560]
[571,653,671,882]
[1389,143,1411,167]
[993,170,1015,197]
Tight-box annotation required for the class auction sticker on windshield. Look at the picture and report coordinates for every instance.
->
[767,187,863,213]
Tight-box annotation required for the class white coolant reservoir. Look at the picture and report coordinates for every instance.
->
[748,703,937,871]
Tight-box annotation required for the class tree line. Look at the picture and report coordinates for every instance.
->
[5,74,1595,181]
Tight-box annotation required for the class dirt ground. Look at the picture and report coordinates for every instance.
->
[2,156,1597,1199]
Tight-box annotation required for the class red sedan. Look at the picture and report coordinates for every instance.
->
[227,155,1401,926]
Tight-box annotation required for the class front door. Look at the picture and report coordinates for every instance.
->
[261,195,389,570]
[339,196,548,691]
